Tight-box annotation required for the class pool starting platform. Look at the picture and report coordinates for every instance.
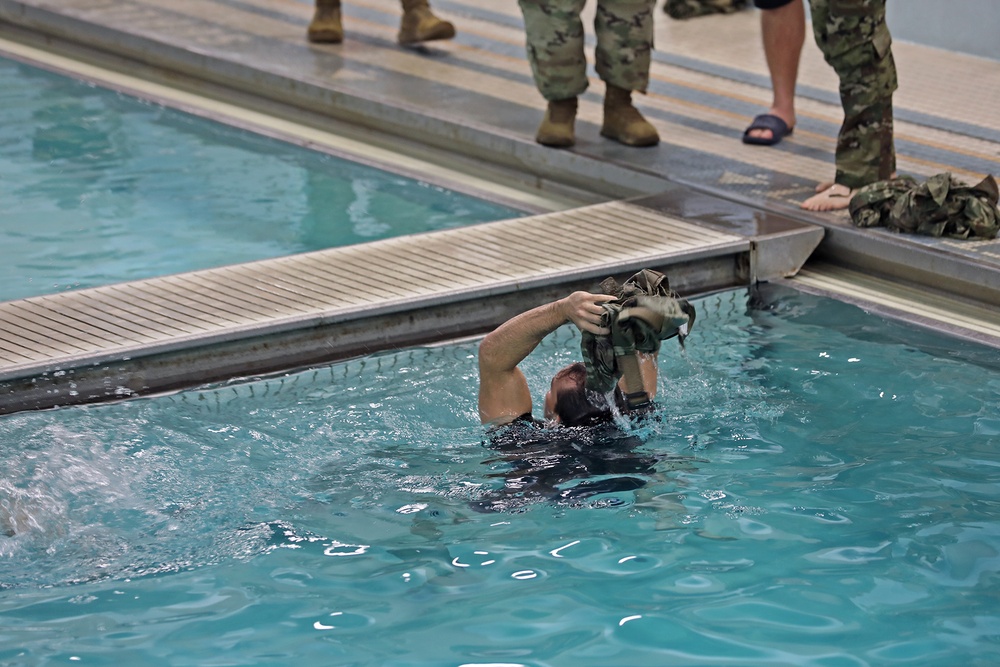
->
[0,0,998,412]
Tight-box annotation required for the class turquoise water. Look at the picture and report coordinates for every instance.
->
[2,284,999,665]
[0,56,521,303]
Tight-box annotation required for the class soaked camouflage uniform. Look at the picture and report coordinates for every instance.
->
[580,270,694,398]
[518,0,656,101]
[810,0,897,189]
[663,0,747,20]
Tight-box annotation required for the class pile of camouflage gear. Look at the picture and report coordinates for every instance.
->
[663,0,748,19]
[849,173,999,240]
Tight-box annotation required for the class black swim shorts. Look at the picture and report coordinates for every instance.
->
[754,0,796,9]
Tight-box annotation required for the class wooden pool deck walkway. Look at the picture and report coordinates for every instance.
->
[0,0,997,412]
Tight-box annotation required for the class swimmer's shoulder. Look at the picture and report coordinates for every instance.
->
[483,412,550,445]
[486,412,545,431]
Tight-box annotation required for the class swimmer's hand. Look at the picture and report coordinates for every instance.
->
[561,291,615,335]
[618,296,696,340]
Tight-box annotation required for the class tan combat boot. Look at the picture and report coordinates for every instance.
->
[535,97,578,148]
[601,83,659,147]
[307,0,343,44]
[398,0,456,45]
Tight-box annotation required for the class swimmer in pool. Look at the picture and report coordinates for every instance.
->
[478,271,694,429]
[474,273,696,512]
[478,290,645,428]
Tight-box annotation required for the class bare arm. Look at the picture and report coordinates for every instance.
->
[619,351,659,401]
[616,296,693,403]
[478,291,613,425]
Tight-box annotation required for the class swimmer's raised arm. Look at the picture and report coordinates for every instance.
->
[478,291,614,425]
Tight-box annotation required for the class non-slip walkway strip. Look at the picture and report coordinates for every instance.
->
[792,264,1000,349]
[0,201,746,383]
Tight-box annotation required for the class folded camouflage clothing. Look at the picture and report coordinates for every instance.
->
[580,269,696,405]
[849,173,999,240]
[664,0,748,19]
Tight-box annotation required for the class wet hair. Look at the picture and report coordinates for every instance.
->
[552,363,624,427]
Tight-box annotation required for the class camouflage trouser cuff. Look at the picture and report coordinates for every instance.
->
[836,175,872,191]
[541,84,588,102]
[598,78,648,95]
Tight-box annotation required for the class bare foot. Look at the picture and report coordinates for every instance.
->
[801,183,853,211]
[815,172,896,194]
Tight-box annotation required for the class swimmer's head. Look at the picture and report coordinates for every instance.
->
[544,363,619,427]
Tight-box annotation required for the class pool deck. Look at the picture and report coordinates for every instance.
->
[0,0,998,411]
[0,199,819,412]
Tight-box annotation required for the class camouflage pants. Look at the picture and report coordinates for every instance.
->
[518,0,656,101]
[810,0,898,189]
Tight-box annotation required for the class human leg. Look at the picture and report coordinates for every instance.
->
[398,0,456,45]
[307,0,343,44]
[518,0,589,146]
[802,0,896,211]
[594,0,659,146]
[744,0,803,145]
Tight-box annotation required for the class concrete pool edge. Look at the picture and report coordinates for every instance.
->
[789,263,1000,351]
[0,5,669,202]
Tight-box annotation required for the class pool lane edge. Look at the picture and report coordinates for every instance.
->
[1,199,822,414]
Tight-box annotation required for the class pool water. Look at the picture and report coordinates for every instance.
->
[2,284,998,666]
[0,56,522,303]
